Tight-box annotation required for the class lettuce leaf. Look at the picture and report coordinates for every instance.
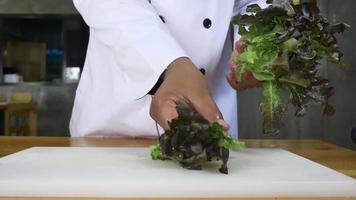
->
[150,104,245,174]
[233,0,349,134]
[260,81,286,134]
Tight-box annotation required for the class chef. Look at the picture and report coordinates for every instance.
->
[70,0,265,138]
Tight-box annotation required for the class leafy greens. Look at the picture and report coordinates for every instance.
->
[150,104,245,174]
[233,0,349,134]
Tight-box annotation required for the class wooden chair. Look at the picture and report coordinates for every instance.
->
[10,93,33,103]
[4,93,37,136]
[0,93,5,102]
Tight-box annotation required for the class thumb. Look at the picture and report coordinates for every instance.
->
[189,94,230,130]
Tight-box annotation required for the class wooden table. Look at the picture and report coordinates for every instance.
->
[0,137,355,200]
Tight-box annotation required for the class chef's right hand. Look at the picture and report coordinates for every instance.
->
[227,38,262,91]
[150,57,229,131]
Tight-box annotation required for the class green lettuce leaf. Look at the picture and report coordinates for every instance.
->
[260,81,286,135]
[150,104,245,174]
[233,0,348,135]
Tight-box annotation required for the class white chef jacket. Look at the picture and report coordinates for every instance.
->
[70,0,266,138]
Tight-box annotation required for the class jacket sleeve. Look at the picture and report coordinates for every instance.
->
[232,0,269,44]
[73,0,188,98]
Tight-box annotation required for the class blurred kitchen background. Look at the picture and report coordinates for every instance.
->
[0,0,354,150]
[0,0,87,138]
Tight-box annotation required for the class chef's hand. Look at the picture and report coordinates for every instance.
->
[150,57,229,131]
[227,38,262,91]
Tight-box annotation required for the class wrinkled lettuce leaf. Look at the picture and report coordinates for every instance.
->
[260,81,286,135]
[150,104,245,174]
[233,0,348,134]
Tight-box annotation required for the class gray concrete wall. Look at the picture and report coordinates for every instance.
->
[0,0,77,15]
[0,83,77,136]
[238,0,356,150]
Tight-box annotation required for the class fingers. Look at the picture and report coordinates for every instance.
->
[235,36,247,53]
[230,51,239,67]
[244,70,253,80]
[235,43,245,53]
[227,70,262,91]
[189,92,230,131]
[150,94,179,130]
[230,37,247,68]
[227,71,245,91]
[151,92,230,131]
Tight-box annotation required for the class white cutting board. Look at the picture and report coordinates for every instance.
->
[0,147,355,198]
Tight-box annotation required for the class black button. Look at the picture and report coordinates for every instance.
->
[203,18,212,29]
[159,15,165,23]
[199,68,206,75]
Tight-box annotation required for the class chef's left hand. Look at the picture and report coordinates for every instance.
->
[226,39,262,91]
